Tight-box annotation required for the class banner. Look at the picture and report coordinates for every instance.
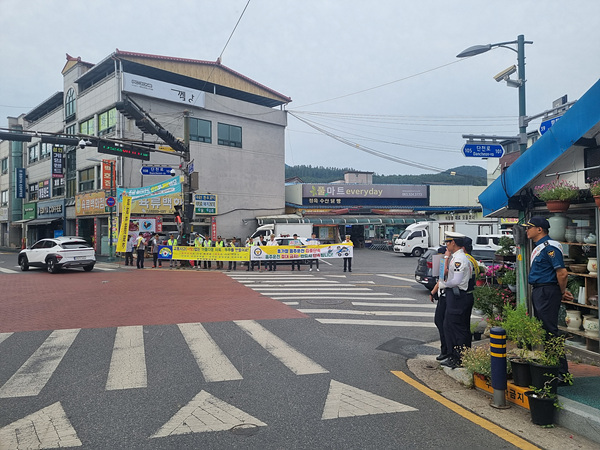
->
[102,159,116,191]
[158,246,249,261]
[117,176,183,201]
[116,196,132,252]
[52,146,64,178]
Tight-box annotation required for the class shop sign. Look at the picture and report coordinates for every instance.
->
[37,199,64,219]
[303,184,427,199]
[52,146,64,178]
[76,191,107,216]
[16,168,26,199]
[127,194,183,215]
[38,179,51,200]
[23,202,37,220]
[0,207,8,221]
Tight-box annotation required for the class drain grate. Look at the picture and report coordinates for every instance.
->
[230,423,261,436]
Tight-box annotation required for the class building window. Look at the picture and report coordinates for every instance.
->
[65,124,76,136]
[217,123,242,148]
[53,177,65,197]
[65,88,76,122]
[28,144,39,164]
[79,117,95,136]
[28,183,38,201]
[1,157,7,174]
[98,108,117,136]
[1,190,8,206]
[190,118,212,143]
[40,143,52,160]
[78,167,95,192]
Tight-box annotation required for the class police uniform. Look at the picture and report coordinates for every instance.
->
[439,233,473,367]
[527,218,568,374]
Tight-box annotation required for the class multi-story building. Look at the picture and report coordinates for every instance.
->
[0,51,291,252]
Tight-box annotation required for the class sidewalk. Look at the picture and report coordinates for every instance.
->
[407,344,600,449]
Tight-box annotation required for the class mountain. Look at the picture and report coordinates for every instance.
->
[285,165,486,186]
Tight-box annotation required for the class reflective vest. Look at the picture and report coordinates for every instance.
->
[194,238,203,247]
[168,238,177,246]
[203,240,212,247]
[215,240,224,248]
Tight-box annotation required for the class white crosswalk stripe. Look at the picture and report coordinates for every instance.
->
[0,267,19,274]
[106,325,147,390]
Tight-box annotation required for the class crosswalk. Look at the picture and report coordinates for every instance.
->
[0,320,328,400]
[227,272,438,329]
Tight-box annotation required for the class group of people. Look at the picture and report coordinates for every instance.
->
[245,233,325,272]
[429,217,570,381]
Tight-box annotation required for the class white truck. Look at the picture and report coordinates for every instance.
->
[394,220,498,257]
[250,223,313,242]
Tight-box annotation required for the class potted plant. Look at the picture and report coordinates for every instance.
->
[501,268,517,292]
[495,236,516,263]
[473,285,516,323]
[588,178,600,208]
[460,345,492,380]
[534,179,579,212]
[525,373,573,426]
[528,335,567,394]
[501,304,545,387]
[470,321,485,341]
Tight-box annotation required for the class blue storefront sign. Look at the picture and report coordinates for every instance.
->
[462,143,505,158]
[16,168,26,199]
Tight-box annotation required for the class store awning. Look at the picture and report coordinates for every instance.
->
[478,78,600,217]
[27,218,62,226]
[258,216,420,225]
[12,219,31,224]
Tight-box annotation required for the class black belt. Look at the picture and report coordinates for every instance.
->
[532,283,558,288]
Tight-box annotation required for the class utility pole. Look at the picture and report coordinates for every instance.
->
[182,111,191,241]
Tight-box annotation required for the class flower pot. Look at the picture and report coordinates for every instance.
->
[529,361,559,395]
[472,332,482,341]
[594,195,600,209]
[525,391,556,426]
[508,284,516,293]
[564,226,577,242]
[587,257,597,274]
[545,200,570,213]
[508,357,531,387]
[565,309,582,331]
[476,279,486,287]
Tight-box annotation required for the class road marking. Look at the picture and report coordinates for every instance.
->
[322,380,417,420]
[271,293,393,298]
[178,323,242,382]
[315,319,437,327]
[0,402,82,449]
[234,320,328,375]
[250,283,356,288]
[93,266,116,271]
[151,390,266,438]
[283,302,299,305]
[231,279,336,283]
[0,267,18,274]
[0,332,13,345]
[391,371,540,450]
[352,302,436,308]
[105,326,147,390]
[324,275,347,278]
[377,274,418,283]
[0,328,80,398]
[251,287,372,292]
[299,309,434,317]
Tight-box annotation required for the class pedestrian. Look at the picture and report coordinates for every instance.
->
[151,233,162,268]
[203,237,212,269]
[266,234,278,271]
[215,236,225,269]
[291,234,302,271]
[525,216,572,380]
[167,233,178,268]
[125,234,134,266]
[343,235,353,272]
[438,231,473,369]
[308,232,320,272]
[193,233,204,269]
[228,237,240,271]
[135,233,147,269]
[429,245,450,362]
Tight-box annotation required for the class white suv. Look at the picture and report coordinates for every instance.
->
[18,236,96,273]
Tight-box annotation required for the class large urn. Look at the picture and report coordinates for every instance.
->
[547,214,568,241]
[565,310,582,331]
[583,316,599,337]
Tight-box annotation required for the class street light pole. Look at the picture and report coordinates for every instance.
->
[108,160,114,262]
[457,34,533,154]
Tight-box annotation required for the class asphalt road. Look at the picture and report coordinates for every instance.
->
[0,249,526,449]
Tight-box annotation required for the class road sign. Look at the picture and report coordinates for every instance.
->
[188,163,194,175]
[462,143,504,158]
[539,115,562,136]
[106,197,116,207]
[140,166,173,176]
[195,194,217,215]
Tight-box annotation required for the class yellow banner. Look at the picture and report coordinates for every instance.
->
[116,196,132,252]
[159,246,250,261]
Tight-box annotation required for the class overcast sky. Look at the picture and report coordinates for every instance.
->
[1,1,599,175]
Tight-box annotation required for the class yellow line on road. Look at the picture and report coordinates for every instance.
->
[391,371,539,450]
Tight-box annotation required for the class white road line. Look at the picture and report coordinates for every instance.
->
[230,279,334,283]
[283,302,299,305]
[0,328,80,398]
[178,323,242,382]
[249,283,356,288]
[352,302,436,308]
[251,287,372,292]
[105,326,147,391]
[298,309,434,317]
[377,274,418,283]
[234,320,328,375]
[93,267,116,271]
[315,318,437,327]
[0,332,13,345]
[0,267,18,274]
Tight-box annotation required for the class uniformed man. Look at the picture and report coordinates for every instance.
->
[203,237,212,269]
[429,245,450,362]
[525,216,572,378]
[215,236,225,270]
[167,233,178,268]
[438,231,473,369]
[193,233,204,269]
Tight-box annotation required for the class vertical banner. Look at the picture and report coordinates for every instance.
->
[102,159,116,191]
[52,146,64,178]
[211,216,217,240]
[116,196,132,252]
[16,168,26,199]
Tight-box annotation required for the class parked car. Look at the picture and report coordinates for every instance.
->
[18,236,96,273]
[414,248,439,291]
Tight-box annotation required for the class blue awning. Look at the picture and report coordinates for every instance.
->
[479,78,600,217]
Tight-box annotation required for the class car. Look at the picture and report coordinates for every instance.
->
[414,248,439,291]
[18,236,96,273]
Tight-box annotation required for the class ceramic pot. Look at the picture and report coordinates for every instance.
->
[576,227,592,243]
[547,214,568,241]
[594,195,600,209]
[565,310,582,331]
[584,233,597,244]
[564,226,577,242]
[583,317,599,337]
[545,200,570,213]
[587,257,597,274]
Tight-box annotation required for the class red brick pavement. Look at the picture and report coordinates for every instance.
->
[0,270,308,332]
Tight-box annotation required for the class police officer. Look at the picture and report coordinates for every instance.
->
[167,233,178,268]
[438,231,473,369]
[193,233,204,269]
[525,216,572,378]
[430,245,450,361]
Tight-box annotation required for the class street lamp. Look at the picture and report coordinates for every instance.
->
[457,35,533,154]
[88,157,116,261]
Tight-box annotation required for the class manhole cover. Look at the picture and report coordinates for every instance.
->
[230,423,261,436]
[306,299,345,305]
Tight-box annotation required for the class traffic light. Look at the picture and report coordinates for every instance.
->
[174,205,183,235]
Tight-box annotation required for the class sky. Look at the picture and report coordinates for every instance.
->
[1,0,599,176]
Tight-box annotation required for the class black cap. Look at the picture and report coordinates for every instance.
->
[524,216,550,230]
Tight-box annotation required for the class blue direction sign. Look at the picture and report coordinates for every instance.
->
[140,166,173,175]
[462,143,504,158]
[539,115,562,136]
